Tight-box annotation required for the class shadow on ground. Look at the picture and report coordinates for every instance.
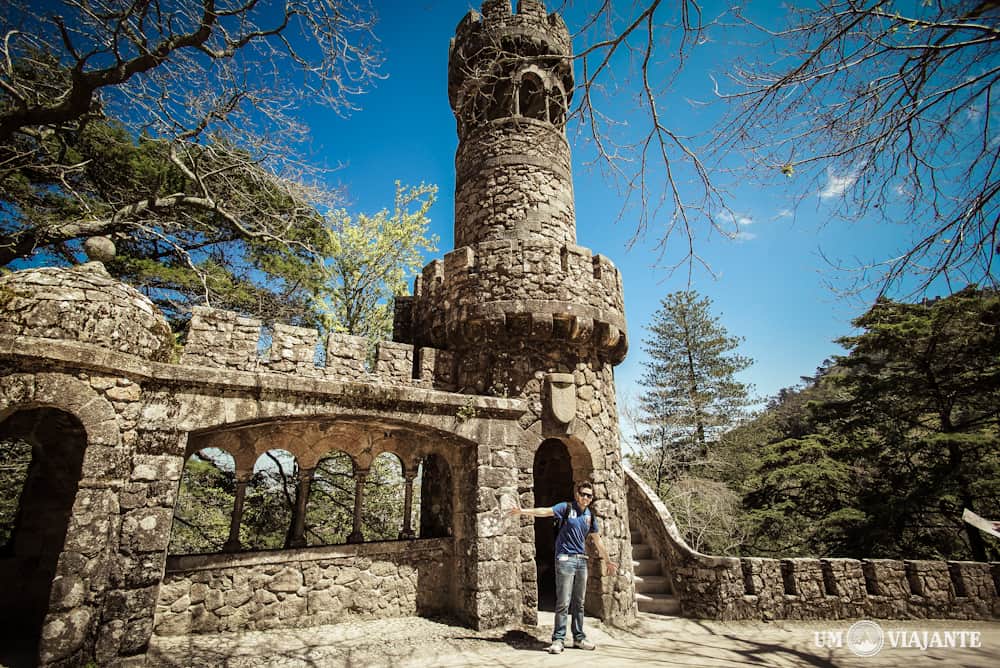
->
[146,613,1000,668]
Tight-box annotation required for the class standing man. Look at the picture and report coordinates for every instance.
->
[510,480,618,654]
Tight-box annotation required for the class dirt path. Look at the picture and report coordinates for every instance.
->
[147,612,1000,667]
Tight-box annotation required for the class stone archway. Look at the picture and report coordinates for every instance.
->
[0,373,121,667]
[0,407,87,667]
[532,438,574,611]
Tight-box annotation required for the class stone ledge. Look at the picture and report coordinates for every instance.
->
[166,537,453,573]
[0,335,528,419]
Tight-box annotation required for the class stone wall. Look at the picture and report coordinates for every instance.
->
[0,266,172,361]
[154,539,454,636]
[453,1,572,62]
[627,469,1000,622]
[454,119,575,247]
[407,239,626,364]
[179,306,456,391]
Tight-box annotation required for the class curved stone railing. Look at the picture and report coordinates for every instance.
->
[409,239,627,363]
[626,466,1000,621]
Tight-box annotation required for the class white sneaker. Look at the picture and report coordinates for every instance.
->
[547,639,565,654]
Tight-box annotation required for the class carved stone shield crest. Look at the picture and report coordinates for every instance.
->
[546,372,576,425]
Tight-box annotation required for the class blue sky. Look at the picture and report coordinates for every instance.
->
[303,0,963,415]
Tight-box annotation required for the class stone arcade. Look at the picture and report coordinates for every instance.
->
[0,1,997,666]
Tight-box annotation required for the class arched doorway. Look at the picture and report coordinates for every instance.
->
[532,438,573,611]
[419,453,453,538]
[0,408,87,667]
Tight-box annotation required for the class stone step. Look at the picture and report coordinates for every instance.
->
[633,574,671,595]
[632,558,661,576]
[630,530,642,544]
[636,592,680,615]
[631,543,652,560]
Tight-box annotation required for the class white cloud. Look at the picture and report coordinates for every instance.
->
[775,208,793,219]
[718,210,754,227]
[732,231,757,242]
[819,167,860,200]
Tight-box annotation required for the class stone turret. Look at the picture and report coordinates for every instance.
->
[448,0,574,248]
[398,0,636,626]
[404,0,627,397]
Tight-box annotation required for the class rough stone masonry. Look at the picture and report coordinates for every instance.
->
[0,2,996,667]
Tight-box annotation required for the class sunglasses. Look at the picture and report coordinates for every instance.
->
[578,491,593,499]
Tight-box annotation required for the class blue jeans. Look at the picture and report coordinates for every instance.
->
[552,554,587,642]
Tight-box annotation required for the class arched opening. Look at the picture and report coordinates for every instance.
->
[169,449,236,554]
[362,452,405,540]
[0,408,86,666]
[532,438,574,611]
[306,450,355,546]
[244,449,297,550]
[486,80,514,121]
[548,86,567,127]
[518,72,547,121]
[419,454,453,538]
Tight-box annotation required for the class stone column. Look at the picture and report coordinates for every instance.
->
[400,470,417,539]
[289,467,315,548]
[347,468,369,544]
[223,471,252,552]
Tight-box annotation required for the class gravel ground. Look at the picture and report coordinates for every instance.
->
[147,612,1000,668]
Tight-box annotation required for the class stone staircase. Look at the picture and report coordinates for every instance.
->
[631,529,680,615]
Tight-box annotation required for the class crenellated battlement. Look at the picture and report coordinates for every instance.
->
[405,239,628,362]
[453,2,571,59]
[179,306,456,391]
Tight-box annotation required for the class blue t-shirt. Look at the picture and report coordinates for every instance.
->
[551,501,599,556]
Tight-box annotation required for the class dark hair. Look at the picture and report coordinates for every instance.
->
[575,480,594,495]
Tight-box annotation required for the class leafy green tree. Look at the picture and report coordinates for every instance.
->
[822,287,1000,560]
[1,1,378,323]
[316,182,438,341]
[629,290,753,554]
[737,288,1000,561]
[168,451,236,554]
[633,290,753,482]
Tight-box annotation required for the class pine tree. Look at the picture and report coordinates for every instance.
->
[633,290,754,487]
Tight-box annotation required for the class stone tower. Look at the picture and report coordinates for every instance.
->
[397,0,635,626]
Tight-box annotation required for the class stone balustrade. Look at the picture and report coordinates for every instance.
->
[626,468,1000,622]
[178,306,456,391]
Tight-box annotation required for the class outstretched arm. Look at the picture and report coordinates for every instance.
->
[509,506,555,518]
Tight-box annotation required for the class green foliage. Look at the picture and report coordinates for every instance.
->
[737,287,1000,560]
[316,182,438,341]
[635,291,754,468]
[169,448,413,553]
[0,438,31,547]
[306,453,355,546]
[168,452,236,554]
[629,290,753,554]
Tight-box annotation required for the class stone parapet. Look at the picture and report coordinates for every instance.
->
[409,240,627,363]
[153,539,453,636]
[0,264,173,361]
[626,468,1000,621]
[451,2,571,70]
[178,306,456,391]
